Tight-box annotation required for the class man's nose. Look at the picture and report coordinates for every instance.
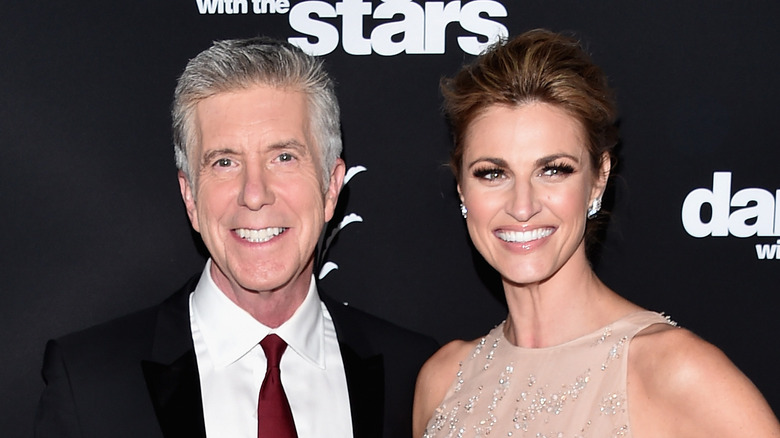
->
[238,166,274,210]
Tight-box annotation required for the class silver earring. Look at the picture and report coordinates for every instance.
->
[587,198,601,219]
[460,203,468,219]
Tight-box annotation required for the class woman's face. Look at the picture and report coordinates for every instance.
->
[458,102,608,286]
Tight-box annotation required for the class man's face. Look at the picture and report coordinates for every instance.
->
[179,85,344,300]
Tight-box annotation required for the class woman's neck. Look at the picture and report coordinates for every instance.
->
[501,252,639,348]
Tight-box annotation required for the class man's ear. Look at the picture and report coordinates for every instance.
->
[178,170,200,232]
[324,158,346,223]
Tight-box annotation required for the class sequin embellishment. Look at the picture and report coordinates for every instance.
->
[423,312,676,438]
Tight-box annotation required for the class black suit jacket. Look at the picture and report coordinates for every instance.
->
[34,276,438,438]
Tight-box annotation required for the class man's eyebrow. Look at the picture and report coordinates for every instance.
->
[201,148,239,166]
[267,140,309,154]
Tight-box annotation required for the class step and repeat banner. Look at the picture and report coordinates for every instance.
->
[2,1,778,434]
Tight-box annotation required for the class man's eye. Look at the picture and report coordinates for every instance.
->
[278,153,294,162]
[215,158,232,167]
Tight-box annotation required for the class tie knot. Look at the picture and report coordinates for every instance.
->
[260,334,287,367]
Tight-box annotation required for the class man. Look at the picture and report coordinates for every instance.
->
[35,37,438,438]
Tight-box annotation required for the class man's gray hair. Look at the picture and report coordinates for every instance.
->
[172,37,342,190]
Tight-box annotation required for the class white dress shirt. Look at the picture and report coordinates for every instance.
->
[190,260,354,438]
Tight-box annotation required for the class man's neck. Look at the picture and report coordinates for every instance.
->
[210,262,312,328]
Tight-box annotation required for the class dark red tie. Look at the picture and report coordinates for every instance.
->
[258,334,298,438]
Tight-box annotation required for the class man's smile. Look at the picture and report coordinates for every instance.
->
[234,227,288,243]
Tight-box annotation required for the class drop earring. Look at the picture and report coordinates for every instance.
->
[460,203,468,219]
[587,198,601,219]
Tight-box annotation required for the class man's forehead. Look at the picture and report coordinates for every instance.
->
[201,84,308,108]
[193,86,315,150]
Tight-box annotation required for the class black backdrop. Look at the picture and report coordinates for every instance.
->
[2,1,779,436]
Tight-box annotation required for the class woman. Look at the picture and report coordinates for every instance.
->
[413,29,779,438]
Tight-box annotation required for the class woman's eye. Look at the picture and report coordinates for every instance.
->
[541,163,574,177]
[473,167,504,181]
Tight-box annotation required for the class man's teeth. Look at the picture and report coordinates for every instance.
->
[496,228,553,243]
[235,227,286,243]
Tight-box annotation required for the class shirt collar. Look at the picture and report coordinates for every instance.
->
[191,259,326,369]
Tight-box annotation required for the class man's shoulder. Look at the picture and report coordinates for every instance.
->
[321,294,423,336]
[320,293,439,437]
[50,276,198,357]
[56,304,157,349]
[320,294,439,355]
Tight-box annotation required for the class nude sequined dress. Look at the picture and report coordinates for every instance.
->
[423,311,675,438]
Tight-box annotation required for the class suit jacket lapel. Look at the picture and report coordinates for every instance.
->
[137,282,388,438]
[141,277,207,438]
[322,295,386,438]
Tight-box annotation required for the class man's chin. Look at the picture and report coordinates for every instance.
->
[211,253,315,296]
[228,269,310,297]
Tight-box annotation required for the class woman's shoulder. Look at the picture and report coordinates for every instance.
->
[413,337,483,436]
[427,338,480,368]
[629,324,744,398]
[628,325,780,437]
[629,324,729,387]
[416,337,481,398]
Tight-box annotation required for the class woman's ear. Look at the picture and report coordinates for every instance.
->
[592,152,612,199]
